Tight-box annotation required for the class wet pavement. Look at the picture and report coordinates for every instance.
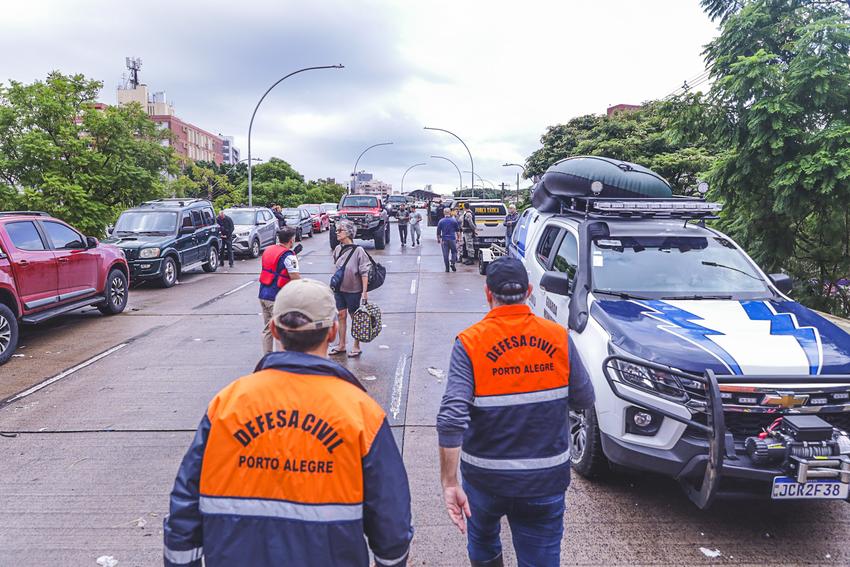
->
[0,217,848,565]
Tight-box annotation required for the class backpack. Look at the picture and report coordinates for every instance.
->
[330,245,357,293]
[350,301,382,343]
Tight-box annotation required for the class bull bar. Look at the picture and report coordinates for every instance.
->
[601,354,850,509]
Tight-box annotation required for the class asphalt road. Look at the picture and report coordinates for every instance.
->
[0,218,847,566]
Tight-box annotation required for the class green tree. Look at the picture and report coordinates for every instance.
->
[0,72,175,234]
[525,101,718,194]
[694,0,850,314]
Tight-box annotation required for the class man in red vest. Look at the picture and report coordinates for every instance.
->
[259,227,300,352]
[437,257,594,567]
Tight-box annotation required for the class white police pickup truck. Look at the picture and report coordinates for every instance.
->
[512,157,850,508]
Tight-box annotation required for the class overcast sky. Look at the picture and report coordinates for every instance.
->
[2,0,718,194]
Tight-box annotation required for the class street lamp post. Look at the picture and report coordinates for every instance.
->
[247,64,344,206]
[464,171,495,194]
[401,162,427,194]
[503,163,527,204]
[430,155,463,192]
[424,126,474,198]
[351,142,393,194]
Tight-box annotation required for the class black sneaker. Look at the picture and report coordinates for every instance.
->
[451,264,456,272]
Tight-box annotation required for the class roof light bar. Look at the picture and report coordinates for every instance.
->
[592,200,723,213]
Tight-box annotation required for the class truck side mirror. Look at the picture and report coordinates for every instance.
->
[106,225,114,235]
[540,271,572,296]
[769,273,793,295]
[86,236,99,249]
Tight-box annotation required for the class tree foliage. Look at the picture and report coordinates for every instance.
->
[0,72,175,234]
[525,101,718,194]
[692,0,850,314]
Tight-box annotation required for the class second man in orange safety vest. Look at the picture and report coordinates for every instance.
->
[259,227,300,352]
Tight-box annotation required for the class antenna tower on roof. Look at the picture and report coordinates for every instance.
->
[125,57,142,88]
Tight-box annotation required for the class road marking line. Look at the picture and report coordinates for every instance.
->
[223,280,256,297]
[410,279,418,294]
[5,343,128,404]
[416,256,421,265]
[390,354,408,420]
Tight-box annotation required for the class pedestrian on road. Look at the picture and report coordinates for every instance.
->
[397,204,410,247]
[504,204,519,242]
[271,204,287,229]
[409,208,423,247]
[436,207,460,273]
[258,227,300,353]
[460,207,477,265]
[216,210,235,268]
[436,257,595,567]
[330,219,371,358]
[163,279,414,567]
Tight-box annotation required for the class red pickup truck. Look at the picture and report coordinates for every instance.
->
[0,212,129,365]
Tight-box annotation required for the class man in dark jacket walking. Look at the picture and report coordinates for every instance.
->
[216,211,235,268]
[437,258,594,567]
[164,279,413,567]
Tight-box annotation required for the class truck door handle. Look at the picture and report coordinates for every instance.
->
[58,257,69,263]
[18,259,28,267]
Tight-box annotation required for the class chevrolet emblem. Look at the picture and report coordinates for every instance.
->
[762,393,809,409]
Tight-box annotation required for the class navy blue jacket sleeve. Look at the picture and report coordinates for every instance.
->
[568,341,595,410]
[163,415,209,567]
[436,339,474,448]
[362,420,414,567]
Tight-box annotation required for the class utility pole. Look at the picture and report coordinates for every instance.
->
[499,182,508,202]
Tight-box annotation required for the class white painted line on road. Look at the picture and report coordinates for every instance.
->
[416,255,421,265]
[223,280,257,297]
[6,343,128,404]
[410,279,417,294]
[390,354,408,420]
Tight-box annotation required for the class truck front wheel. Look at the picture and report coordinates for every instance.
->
[0,303,19,365]
[570,407,609,478]
[374,227,386,250]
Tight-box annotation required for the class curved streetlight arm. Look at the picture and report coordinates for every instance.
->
[464,170,495,189]
[430,155,463,191]
[401,162,427,194]
[424,126,474,197]
[351,142,393,194]
[247,64,344,206]
[502,162,527,175]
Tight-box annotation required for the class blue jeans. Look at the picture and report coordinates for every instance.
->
[464,480,565,567]
[440,240,457,270]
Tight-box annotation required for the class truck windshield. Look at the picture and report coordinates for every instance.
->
[591,236,772,299]
[224,210,256,225]
[342,196,378,207]
[387,196,406,203]
[301,205,320,214]
[114,211,177,234]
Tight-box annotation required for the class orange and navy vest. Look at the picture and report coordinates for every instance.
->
[457,304,571,496]
[163,352,413,567]
[258,245,293,301]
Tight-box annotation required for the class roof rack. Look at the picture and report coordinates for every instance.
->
[0,211,50,218]
[559,196,722,220]
[139,198,208,208]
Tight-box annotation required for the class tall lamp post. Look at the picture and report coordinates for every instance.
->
[351,142,393,194]
[430,155,463,193]
[424,126,474,198]
[503,163,527,204]
[247,64,344,206]
[464,171,495,194]
[401,162,427,194]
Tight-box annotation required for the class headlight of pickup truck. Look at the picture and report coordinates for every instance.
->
[139,247,161,259]
[613,358,689,402]
[236,230,250,237]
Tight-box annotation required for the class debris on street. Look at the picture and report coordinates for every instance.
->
[699,547,722,558]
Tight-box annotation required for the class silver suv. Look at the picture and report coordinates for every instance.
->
[223,207,278,258]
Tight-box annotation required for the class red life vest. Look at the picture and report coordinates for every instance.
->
[259,245,293,288]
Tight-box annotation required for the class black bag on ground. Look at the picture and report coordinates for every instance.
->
[330,245,357,293]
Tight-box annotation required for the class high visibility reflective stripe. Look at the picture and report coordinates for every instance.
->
[199,496,363,522]
[164,546,203,564]
[374,547,410,566]
[473,386,568,408]
[461,450,570,470]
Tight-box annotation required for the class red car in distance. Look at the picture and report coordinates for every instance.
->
[0,211,130,365]
[299,204,330,233]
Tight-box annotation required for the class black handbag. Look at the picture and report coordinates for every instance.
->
[330,245,357,293]
[364,250,386,291]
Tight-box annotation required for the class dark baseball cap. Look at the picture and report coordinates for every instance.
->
[486,257,529,295]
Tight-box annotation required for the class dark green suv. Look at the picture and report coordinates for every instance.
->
[105,198,222,287]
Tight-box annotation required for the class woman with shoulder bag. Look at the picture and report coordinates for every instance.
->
[329,219,372,358]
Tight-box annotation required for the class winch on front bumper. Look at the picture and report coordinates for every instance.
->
[602,354,850,508]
